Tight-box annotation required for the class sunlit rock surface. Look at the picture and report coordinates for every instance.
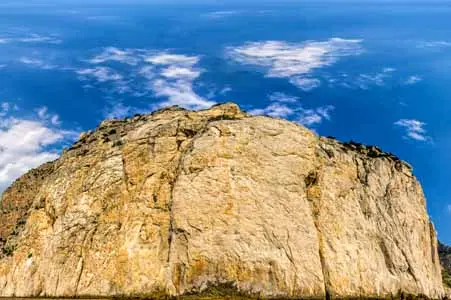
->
[0,103,443,298]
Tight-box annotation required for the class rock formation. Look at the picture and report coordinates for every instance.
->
[0,103,444,299]
[438,242,451,292]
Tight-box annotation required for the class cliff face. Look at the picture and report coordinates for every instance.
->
[0,103,443,298]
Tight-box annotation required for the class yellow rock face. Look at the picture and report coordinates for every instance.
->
[0,103,444,298]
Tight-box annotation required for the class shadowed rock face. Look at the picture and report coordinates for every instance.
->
[0,103,444,299]
[438,242,451,291]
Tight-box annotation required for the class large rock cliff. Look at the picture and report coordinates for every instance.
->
[0,103,444,299]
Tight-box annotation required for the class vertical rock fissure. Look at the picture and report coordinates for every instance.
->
[165,120,182,293]
[75,225,98,295]
[315,214,331,300]
[166,116,235,294]
[305,167,331,300]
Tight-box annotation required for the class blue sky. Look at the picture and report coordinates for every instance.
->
[1,1,451,242]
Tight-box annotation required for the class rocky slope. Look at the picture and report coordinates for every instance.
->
[438,242,451,290]
[0,103,444,299]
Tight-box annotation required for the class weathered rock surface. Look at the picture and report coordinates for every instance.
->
[0,103,444,298]
[438,242,451,293]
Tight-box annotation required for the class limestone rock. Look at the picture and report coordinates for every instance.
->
[0,103,444,298]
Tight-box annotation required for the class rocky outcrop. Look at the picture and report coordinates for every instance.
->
[438,242,451,291]
[0,103,444,299]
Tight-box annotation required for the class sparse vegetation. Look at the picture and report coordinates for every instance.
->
[2,244,15,257]
[439,242,451,288]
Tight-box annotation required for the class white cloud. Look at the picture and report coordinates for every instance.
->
[37,106,48,119]
[36,106,61,125]
[228,38,363,90]
[203,10,242,19]
[418,41,451,48]
[329,69,394,90]
[219,87,232,95]
[83,49,215,110]
[50,115,60,126]
[249,99,334,127]
[249,103,294,118]
[151,78,215,110]
[404,75,422,85]
[161,66,202,80]
[0,33,61,45]
[0,103,19,118]
[145,53,199,66]
[356,72,387,89]
[103,102,137,120]
[138,65,155,79]
[289,77,321,91]
[76,67,123,82]
[144,53,214,109]
[394,119,431,142]
[19,57,56,70]
[0,107,76,193]
[88,47,143,65]
[0,103,10,117]
[17,34,61,44]
[268,92,299,103]
[297,105,334,126]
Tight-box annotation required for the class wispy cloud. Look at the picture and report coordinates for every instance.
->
[202,10,242,19]
[88,47,144,65]
[161,65,202,80]
[327,67,396,90]
[85,15,121,22]
[228,38,363,90]
[144,53,214,109]
[145,53,200,66]
[0,105,76,193]
[383,67,396,73]
[0,102,18,118]
[249,93,333,127]
[250,102,334,126]
[18,34,61,44]
[290,77,321,91]
[19,57,56,70]
[0,33,62,45]
[249,103,294,118]
[356,72,388,89]
[404,75,422,85]
[268,92,299,103]
[417,41,451,49]
[84,48,216,110]
[103,101,140,120]
[36,106,61,125]
[76,66,123,82]
[394,119,431,142]
[297,105,334,126]
[219,87,232,95]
